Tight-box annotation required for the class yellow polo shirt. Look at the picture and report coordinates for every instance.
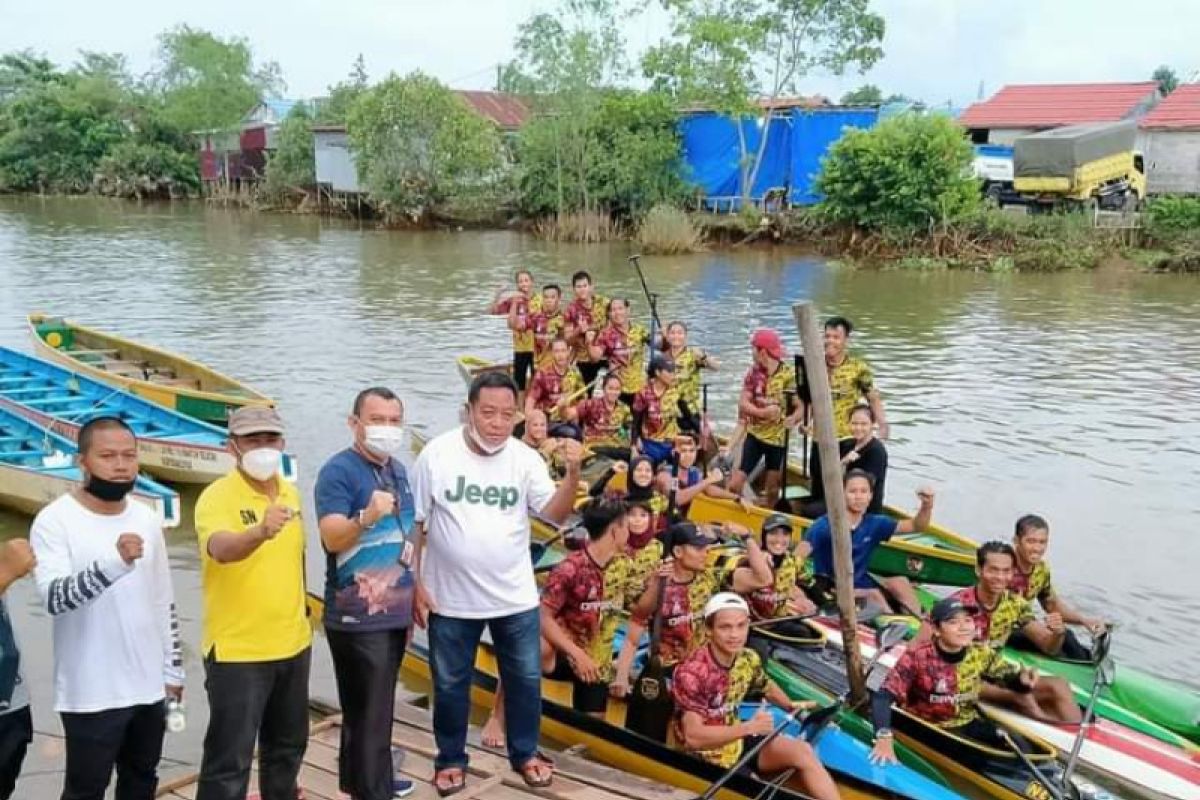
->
[195,470,312,662]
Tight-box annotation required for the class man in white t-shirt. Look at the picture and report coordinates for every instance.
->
[411,371,580,796]
[30,417,183,800]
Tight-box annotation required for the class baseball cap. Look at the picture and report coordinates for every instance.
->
[761,512,794,535]
[228,406,285,436]
[704,592,750,620]
[666,521,716,550]
[751,329,786,360]
[929,596,970,625]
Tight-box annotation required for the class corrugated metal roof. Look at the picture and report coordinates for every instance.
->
[1140,84,1200,130]
[456,91,529,130]
[959,82,1159,129]
[265,98,299,120]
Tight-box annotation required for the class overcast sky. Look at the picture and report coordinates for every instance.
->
[4,0,1197,107]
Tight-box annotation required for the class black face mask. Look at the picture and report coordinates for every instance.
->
[83,474,136,502]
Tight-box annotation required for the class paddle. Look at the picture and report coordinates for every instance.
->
[1061,628,1115,788]
[998,730,1066,800]
[696,622,910,800]
[774,389,796,512]
[625,574,673,743]
[628,254,665,340]
[794,354,811,478]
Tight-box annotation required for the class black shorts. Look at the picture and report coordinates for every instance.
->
[513,351,535,391]
[578,361,605,392]
[545,659,609,714]
[739,433,786,474]
[954,717,1035,754]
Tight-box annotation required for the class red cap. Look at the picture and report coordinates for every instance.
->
[751,328,786,359]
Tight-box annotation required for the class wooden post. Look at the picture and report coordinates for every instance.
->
[793,302,867,704]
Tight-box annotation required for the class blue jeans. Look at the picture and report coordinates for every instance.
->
[428,608,541,772]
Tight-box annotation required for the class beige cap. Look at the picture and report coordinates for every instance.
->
[228,406,285,436]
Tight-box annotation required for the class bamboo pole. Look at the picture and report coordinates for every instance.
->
[793,302,866,704]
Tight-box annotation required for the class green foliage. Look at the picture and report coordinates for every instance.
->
[347,72,506,222]
[262,105,315,201]
[817,113,979,231]
[1144,196,1200,238]
[840,84,883,104]
[316,54,369,124]
[93,140,199,198]
[645,0,885,203]
[1152,65,1179,96]
[637,203,703,254]
[154,25,283,132]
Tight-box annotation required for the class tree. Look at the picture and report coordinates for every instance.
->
[262,104,315,202]
[153,25,284,132]
[1153,65,1179,96]
[841,84,882,104]
[816,113,978,231]
[317,54,370,124]
[347,71,506,222]
[644,0,885,207]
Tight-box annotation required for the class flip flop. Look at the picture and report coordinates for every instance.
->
[433,767,466,798]
[518,752,555,788]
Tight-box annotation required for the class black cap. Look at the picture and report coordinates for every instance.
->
[649,354,676,373]
[667,522,715,550]
[761,513,793,535]
[929,596,970,625]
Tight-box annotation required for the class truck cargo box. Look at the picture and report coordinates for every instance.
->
[1013,121,1138,178]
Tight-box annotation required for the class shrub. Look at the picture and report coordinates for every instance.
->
[817,113,979,232]
[637,204,703,254]
[93,140,199,199]
[532,210,622,243]
[1144,196,1200,246]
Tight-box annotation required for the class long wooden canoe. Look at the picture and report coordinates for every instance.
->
[29,313,273,426]
[0,346,295,485]
[0,405,180,526]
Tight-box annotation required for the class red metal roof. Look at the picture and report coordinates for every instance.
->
[959,82,1159,129]
[1140,84,1200,130]
[456,91,529,130]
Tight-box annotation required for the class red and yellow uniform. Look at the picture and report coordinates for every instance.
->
[826,355,874,439]
[672,646,769,767]
[746,553,813,620]
[632,558,737,667]
[951,586,1035,649]
[594,323,649,395]
[527,308,565,370]
[632,382,684,443]
[1009,562,1056,607]
[496,292,541,354]
[672,347,708,412]
[743,362,797,447]
[542,549,633,682]
[882,640,1023,728]
[575,396,632,447]
[564,294,609,364]
[527,364,585,422]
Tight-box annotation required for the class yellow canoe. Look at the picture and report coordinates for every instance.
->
[29,313,274,426]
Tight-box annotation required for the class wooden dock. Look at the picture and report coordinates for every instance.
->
[156,692,691,800]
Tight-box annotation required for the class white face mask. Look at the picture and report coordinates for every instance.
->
[364,425,405,458]
[466,420,507,455]
[240,447,282,481]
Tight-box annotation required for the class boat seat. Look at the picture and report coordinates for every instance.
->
[67,348,119,357]
[0,451,45,466]
[150,376,201,389]
[0,387,57,397]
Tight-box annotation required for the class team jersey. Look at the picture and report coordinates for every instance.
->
[826,355,875,439]
[632,557,738,667]
[594,323,650,395]
[743,362,797,447]
[575,396,632,447]
[527,308,566,370]
[672,646,769,767]
[1009,561,1056,607]
[527,364,586,422]
[746,553,813,620]
[564,294,609,363]
[625,538,664,600]
[496,292,541,353]
[670,347,708,411]
[632,382,685,443]
[541,549,631,682]
[951,586,1036,649]
[883,640,1022,727]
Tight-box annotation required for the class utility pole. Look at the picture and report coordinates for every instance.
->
[793,301,867,704]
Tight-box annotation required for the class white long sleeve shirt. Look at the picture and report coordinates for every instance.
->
[31,493,183,713]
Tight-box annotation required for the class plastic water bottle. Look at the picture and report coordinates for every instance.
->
[166,699,186,733]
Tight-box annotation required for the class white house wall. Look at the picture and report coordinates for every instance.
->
[314,131,361,194]
[1144,130,1200,195]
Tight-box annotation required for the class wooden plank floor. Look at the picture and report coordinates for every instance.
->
[158,694,690,800]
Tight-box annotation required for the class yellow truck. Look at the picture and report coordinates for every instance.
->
[1013,121,1145,211]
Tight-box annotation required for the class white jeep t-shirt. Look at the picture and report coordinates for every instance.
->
[411,427,556,619]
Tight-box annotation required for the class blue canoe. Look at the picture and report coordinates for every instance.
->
[0,404,180,526]
[0,346,295,485]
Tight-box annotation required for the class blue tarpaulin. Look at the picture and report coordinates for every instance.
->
[680,107,880,208]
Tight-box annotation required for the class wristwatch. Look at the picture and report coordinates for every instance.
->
[874,728,893,741]
[355,509,368,528]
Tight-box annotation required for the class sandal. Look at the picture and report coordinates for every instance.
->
[433,767,466,798]
[518,752,555,788]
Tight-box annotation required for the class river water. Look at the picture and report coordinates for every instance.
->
[0,196,1197,787]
